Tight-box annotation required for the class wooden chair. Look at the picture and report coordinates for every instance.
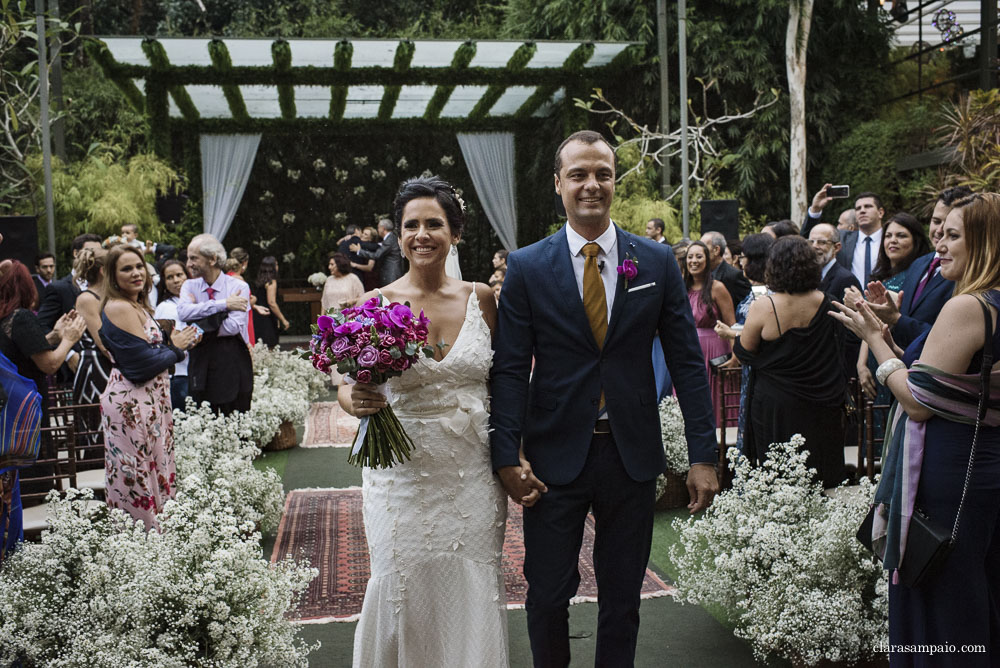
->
[714,365,743,489]
[19,421,78,538]
[51,403,107,499]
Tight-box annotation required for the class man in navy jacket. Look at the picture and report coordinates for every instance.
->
[490,131,718,667]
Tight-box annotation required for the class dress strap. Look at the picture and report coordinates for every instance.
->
[766,295,782,337]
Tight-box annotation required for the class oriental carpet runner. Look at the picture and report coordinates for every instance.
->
[271,488,674,623]
[301,402,359,448]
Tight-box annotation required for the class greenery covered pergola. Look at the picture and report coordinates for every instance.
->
[90,36,635,152]
[88,36,637,254]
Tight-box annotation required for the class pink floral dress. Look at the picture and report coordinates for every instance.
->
[101,315,175,530]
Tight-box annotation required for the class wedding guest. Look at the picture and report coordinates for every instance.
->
[857,213,931,441]
[490,266,506,285]
[724,237,742,267]
[492,249,508,272]
[352,218,403,286]
[32,253,55,297]
[672,240,690,270]
[99,245,198,530]
[0,262,86,406]
[321,252,364,313]
[337,223,366,281]
[489,276,503,303]
[734,236,847,488]
[830,192,1000,666]
[177,234,253,415]
[350,227,380,292]
[153,259,193,410]
[684,240,736,423]
[72,247,113,406]
[763,219,799,238]
[714,233,773,453]
[251,256,289,347]
[224,247,257,346]
[36,233,102,331]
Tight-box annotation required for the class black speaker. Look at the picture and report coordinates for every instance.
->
[700,199,739,240]
[0,216,40,268]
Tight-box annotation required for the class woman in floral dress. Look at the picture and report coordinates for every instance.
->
[99,246,199,530]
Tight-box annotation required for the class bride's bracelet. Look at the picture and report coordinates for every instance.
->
[875,358,907,386]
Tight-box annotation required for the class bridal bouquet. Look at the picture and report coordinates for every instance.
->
[308,297,434,468]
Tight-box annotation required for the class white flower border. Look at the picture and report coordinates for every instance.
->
[0,345,329,666]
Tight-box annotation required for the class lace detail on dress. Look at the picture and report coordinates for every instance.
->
[353,287,508,668]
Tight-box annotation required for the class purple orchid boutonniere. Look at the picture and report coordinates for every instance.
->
[617,250,639,288]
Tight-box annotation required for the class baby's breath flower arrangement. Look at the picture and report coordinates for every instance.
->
[669,436,887,666]
[308,272,328,288]
[0,486,317,667]
[655,396,690,505]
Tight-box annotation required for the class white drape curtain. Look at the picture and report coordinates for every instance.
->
[456,132,517,251]
[200,134,261,241]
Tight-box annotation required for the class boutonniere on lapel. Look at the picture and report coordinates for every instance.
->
[617,244,639,288]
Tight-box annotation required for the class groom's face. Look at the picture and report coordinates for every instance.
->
[554,140,615,228]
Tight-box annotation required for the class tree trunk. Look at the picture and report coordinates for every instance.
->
[786,0,813,227]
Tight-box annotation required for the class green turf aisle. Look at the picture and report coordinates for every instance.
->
[266,407,764,666]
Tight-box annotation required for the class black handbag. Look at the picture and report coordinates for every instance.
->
[857,296,994,588]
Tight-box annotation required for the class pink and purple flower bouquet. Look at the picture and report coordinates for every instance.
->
[307,297,435,468]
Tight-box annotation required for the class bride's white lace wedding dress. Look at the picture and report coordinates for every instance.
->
[352,288,509,667]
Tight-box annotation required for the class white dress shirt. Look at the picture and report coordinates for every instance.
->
[851,227,883,285]
[821,257,837,281]
[566,222,619,323]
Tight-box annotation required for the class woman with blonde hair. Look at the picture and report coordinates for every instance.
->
[72,247,112,405]
[831,192,1000,665]
[99,245,199,529]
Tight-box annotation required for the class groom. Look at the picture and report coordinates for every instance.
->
[490,130,719,667]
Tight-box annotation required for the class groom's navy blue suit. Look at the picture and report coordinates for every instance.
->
[490,224,717,666]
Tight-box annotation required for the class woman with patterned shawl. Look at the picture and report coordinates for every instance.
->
[831,192,1000,668]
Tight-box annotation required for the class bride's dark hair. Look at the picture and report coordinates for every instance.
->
[392,176,466,238]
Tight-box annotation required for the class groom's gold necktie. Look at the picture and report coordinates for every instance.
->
[581,242,607,348]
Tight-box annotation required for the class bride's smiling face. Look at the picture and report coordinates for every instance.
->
[400,197,459,266]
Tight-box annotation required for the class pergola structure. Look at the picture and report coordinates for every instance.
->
[91,37,637,156]
[89,36,637,250]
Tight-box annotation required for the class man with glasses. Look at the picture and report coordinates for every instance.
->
[810,222,861,380]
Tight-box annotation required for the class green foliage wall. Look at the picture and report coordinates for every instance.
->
[219,133,504,284]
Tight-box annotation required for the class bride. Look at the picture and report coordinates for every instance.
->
[339,176,510,667]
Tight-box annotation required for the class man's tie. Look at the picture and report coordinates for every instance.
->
[912,257,940,303]
[581,242,607,411]
[206,286,217,300]
[863,236,873,286]
[581,242,607,348]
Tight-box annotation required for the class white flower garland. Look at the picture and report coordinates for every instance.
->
[655,396,690,500]
[669,436,888,666]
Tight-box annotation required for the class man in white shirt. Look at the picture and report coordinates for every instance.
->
[644,218,669,243]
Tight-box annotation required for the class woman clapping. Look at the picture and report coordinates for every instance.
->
[100,246,198,530]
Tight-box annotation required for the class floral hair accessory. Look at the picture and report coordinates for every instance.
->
[450,185,466,213]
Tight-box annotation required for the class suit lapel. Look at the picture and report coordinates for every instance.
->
[546,228,600,353]
[604,225,630,346]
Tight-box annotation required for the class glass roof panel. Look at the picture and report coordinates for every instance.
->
[526,42,580,68]
[103,38,149,66]
[488,86,536,116]
[160,39,213,66]
[343,85,385,119]
[288,40,336,67]
[184,85,232,118]
[240,85,282,118]
[533,87,565,117]
[467,41,522,68]
[222,40,276,67]
[440,86,489,117]
[585,43,628,68]
[295,86,333,118]
[350,41,402,68]
[410,41,464,67]
[392,85,437,118]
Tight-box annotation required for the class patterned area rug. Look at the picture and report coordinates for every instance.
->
[301,402,359,448]
[271,488,675,623]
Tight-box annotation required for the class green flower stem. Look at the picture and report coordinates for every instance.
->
[347,405,414,469]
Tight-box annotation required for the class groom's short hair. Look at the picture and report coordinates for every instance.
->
[553,130,615,174]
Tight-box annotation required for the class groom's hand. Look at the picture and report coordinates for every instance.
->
[498,460,547,508]
[686,463,719,514]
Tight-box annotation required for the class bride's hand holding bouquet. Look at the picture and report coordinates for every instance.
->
[307,296,435,468]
